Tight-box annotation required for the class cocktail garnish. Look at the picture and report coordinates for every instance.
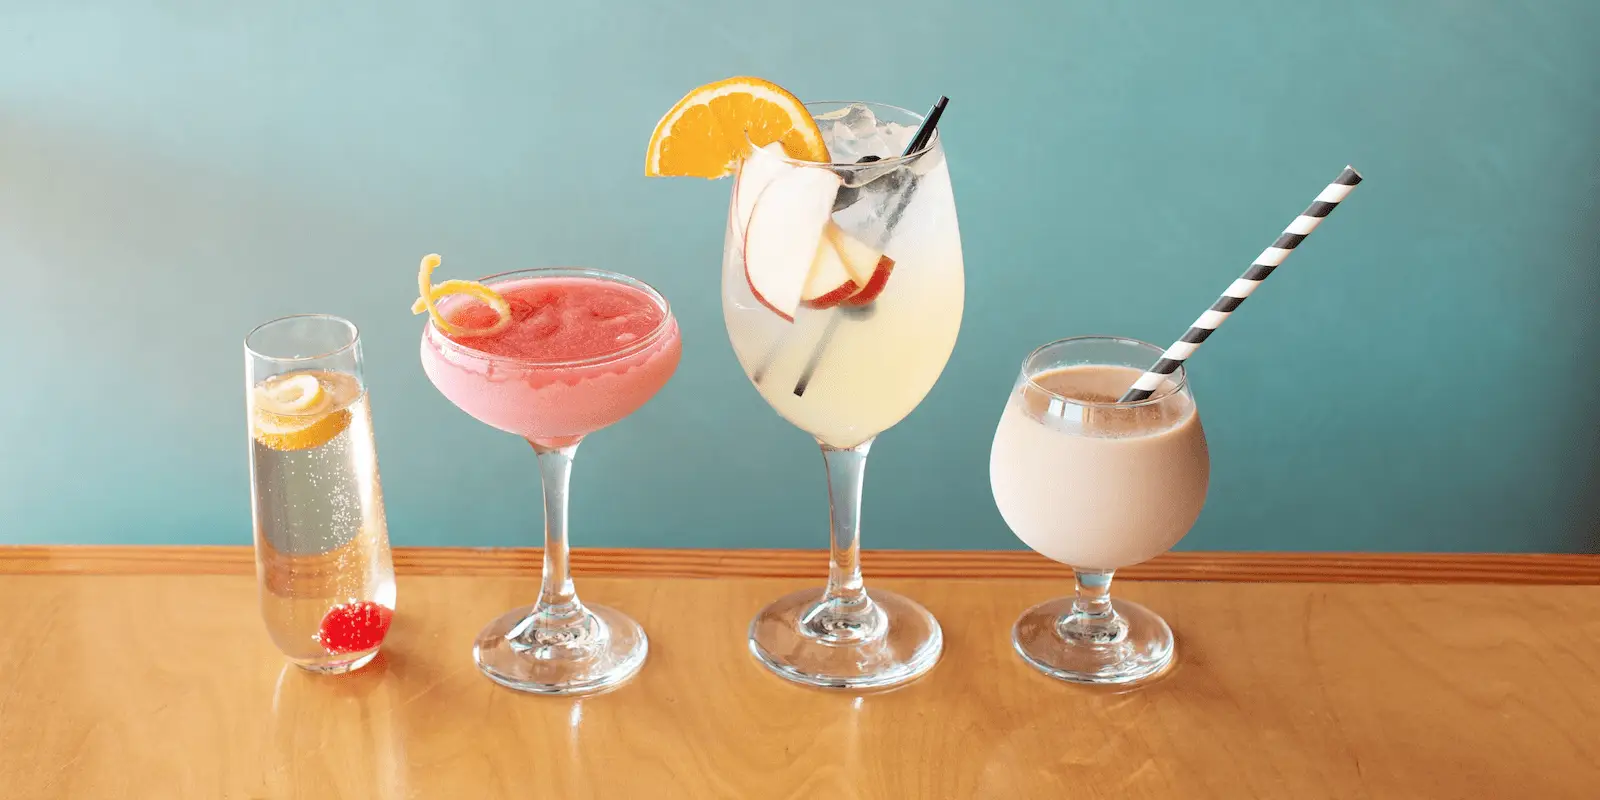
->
[316,601,393,654]
[255,373,326,415]
[253,407,353,452]
[250,372,352,451]
[645,77,830,179]
[412,253,513,338]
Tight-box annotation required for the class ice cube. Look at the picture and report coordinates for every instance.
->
[819,104,880,157]
[881,122,916,155]
[528,304,562,339]
[832,141,863,163]
[856,133,889,159]
[830,103,879,139]
[828,120,852,145]
[584,292,635,320]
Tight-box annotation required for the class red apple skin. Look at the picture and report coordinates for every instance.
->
[743,222,795,323]
[740,166,843,323]
[841,255,896,306]
[802,279,860,309]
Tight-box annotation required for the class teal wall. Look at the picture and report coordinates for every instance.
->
[2,2,1596,553]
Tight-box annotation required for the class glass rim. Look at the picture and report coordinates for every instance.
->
[1018,335,1189,409]
[244,314,360,363]
[424,266,676,368]
[744,100,940,170]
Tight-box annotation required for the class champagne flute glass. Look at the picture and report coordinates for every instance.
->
[246,314,396,674]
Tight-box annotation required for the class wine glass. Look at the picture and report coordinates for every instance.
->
[722,101,963,689]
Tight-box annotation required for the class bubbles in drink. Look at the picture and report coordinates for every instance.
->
[249,369,395,671]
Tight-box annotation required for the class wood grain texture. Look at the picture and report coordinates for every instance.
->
[1,569,1597,799]
[1,545,1596,583]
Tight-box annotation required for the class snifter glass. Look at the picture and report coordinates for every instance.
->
[989,336,1209,685]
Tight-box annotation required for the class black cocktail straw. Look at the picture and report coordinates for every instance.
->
[906,96,947,153]
[789,96,948,398]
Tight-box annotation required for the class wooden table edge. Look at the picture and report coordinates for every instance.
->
[0,545,1595,584]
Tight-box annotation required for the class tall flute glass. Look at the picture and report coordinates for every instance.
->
[990,336,1209,684]
[420,267,680,694]
[246,315,396,674]
[723,101,964,688]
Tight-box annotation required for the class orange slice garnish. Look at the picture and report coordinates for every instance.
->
[645,77,830,179]
[411,254,512,338]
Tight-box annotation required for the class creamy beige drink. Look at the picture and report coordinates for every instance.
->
[990,364,1209,570]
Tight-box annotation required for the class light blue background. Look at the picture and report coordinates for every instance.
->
[2,2,1596,552]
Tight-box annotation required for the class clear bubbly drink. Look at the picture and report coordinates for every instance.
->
[246,317,395,674]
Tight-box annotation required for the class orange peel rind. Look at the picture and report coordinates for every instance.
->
[645,77,830,179]
[412,253,512,338]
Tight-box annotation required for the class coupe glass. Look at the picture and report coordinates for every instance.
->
[722,101,964,689]
[989,336,1209,684]
[420,267,681,694]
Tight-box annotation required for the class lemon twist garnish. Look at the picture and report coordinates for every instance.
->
[254,410,352,452]
[255,373,327,415]
[412,253,512,338]
[250,372,355,451]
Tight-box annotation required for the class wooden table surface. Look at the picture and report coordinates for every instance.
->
[2,547,1597,799]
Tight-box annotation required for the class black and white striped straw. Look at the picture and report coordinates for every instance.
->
[1117,165,1363,403]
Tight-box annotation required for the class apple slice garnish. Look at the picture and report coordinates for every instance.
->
[824,224,897,306]
[800,236,859,309]
[844,257,894,306]
[743,167,843,322]
[733,143,796,239]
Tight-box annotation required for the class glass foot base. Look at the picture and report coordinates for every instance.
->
[473,603,647,695]
[1013,596,1174,685]
[294,650,378,675]
[749,588,942,690]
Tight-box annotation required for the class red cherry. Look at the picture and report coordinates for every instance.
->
[317,601,393,654]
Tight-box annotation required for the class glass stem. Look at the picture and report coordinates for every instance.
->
[821,439,872,609]
[531,440,583,625]
[1062,568,1127,644]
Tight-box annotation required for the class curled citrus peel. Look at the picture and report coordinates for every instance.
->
[250,371,355,452]
[254,409,352,452]
[412,254,512,338]
[255,373,327,415]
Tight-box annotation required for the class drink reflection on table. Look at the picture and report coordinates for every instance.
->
[263,658,405,798]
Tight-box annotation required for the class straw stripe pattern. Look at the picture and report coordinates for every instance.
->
[1119,166,1362,403]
